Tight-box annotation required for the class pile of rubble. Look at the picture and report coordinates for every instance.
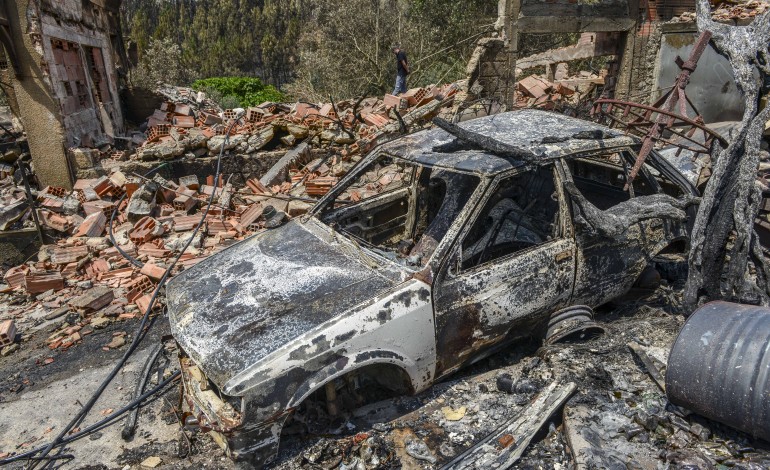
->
[0,80,463,356]
[513,73,601,114]
[0,164,333,355]
[132,83,460,164]
[671,0,769,23]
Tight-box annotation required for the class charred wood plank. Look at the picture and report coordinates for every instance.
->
[432,117,539,164]
[442,381,576,470]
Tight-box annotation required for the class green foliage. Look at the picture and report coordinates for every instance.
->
[284,0,497,101]
[130,38,194,89]
[192,77,285,107]
[122,0,302,84]
[121,0,498,99]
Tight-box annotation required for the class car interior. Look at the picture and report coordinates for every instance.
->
[461,166,560,269]
[320,155,479,266]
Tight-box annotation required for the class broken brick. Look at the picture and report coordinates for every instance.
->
[82,200,115,218]
[134,294,154,313]
[178,175,199,190]
[0,320,16,347]
[3,266,27,289]
[129,216,164,244]
[73,211,107,238]
[140,262,166,281]
[24,271,65,294]
[246,178,270,195]
[239,203,264,227]
[50,245,89,265]
[38,210,71,232]
[138,239,171,258]
[172,215,203,232]
[69,286,114,314]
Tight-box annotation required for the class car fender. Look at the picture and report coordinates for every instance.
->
[225,279,437,407]
[287,349,422,408]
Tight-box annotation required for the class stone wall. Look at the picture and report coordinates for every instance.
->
[615,20,663,102]
[465,37,514,108]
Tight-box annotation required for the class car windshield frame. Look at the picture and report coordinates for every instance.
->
[308,149,487,270]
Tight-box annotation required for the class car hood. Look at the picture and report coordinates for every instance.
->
[166,219,399,388]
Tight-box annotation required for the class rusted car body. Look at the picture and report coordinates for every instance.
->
[166,109,696,466]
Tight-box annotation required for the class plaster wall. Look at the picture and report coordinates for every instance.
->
[0,0,71,188]
[654,28,743,123]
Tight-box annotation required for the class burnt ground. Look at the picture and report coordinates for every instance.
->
[1,282,770,469]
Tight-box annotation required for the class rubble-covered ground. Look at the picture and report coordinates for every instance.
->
[2,279,770,469]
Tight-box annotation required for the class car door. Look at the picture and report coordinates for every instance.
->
[563,148,691,306]
[432,164,576,378]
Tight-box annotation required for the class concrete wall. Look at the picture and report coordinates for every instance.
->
[654,25,743,123]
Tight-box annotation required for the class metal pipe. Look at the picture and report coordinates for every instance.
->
[17,159,45,246]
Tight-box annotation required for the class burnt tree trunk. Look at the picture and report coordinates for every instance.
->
[684,1,770,309]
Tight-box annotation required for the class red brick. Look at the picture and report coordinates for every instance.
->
[140,262,166,281]
[239,204,264,227]
[172,115,195,128]
[3,266,27,288]
[0,320,16,346]
[129,216,163,244]
[383,94,407,109]
[73,211,107,238]
[24,271,64,294]
[50,245,89,265]
[134,294,154,313]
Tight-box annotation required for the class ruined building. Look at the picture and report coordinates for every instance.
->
[470,0,745,124]
[0,0,127,188]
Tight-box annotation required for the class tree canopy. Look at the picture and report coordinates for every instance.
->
[121,0,497,99]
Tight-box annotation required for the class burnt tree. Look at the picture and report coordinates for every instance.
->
[684,1,770,308]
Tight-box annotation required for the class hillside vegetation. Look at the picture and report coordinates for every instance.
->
[122,0,498,100]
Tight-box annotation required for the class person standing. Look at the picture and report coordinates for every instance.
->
[392,44,409,95]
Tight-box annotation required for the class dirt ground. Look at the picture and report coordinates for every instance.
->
[1,281,769,469]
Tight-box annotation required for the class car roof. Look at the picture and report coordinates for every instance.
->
[380,109,639,176]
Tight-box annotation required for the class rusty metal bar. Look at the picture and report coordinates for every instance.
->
[622,30,712,189]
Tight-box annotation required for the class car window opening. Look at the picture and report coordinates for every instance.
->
[566,150,684,210]
[462,166,560,270]
[320,154,480,267]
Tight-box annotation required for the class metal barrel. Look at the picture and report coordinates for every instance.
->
[666,301,770,442]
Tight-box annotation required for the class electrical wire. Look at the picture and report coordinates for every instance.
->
[0,371,180,465]
[122,342,163,439]
[21,115,241,469]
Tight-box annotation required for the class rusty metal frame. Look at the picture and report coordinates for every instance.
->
[592,31,725,190]
[593,99,727,152]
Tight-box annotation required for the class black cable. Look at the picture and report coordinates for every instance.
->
[122,343,163,439]
[27,115,240,469]
[0,371,180,465]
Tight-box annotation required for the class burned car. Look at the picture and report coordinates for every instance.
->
[166,109,696,466]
